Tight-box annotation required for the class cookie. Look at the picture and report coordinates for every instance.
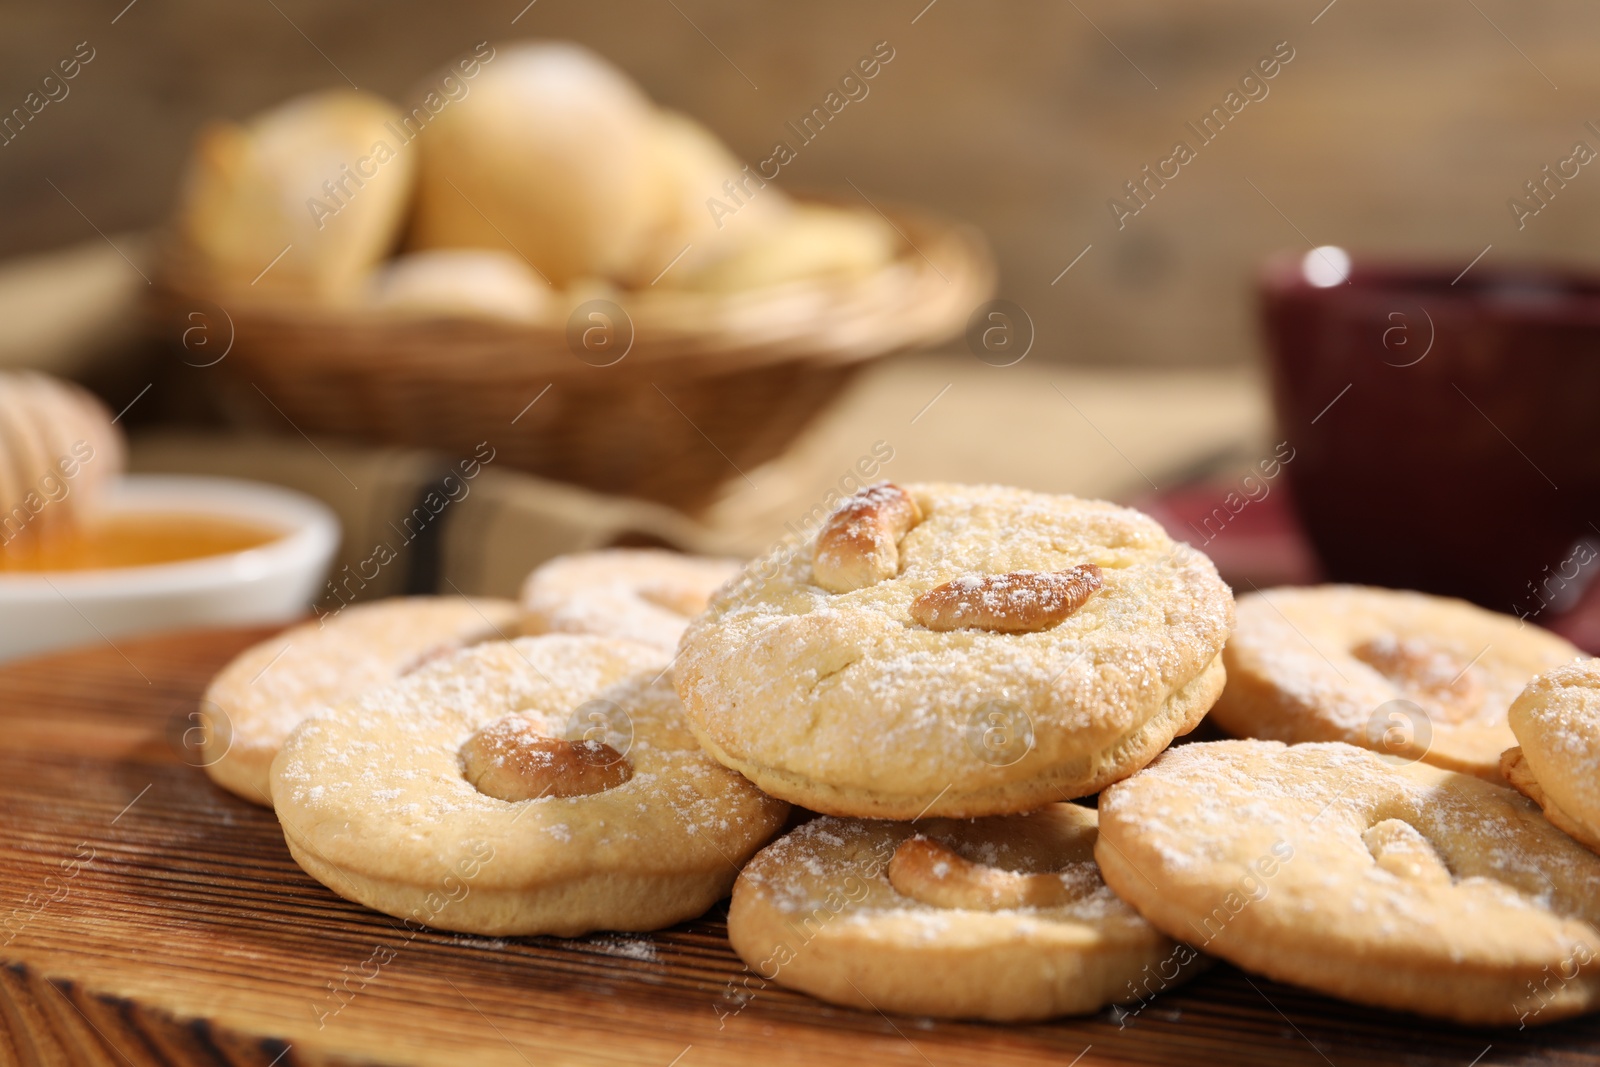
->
[726,805,1206,1021]
[1096,739,1600,1026]
[1503,659,1600,853]
[520,549,740,652]
[270,634,789,936]
[200,596,520,805]
[1210,585,1583,779]
[675,482,1234,818]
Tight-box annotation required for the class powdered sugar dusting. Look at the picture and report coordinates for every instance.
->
[271,634,789,897]
[739,807,1163,947]
[1508,658,1600,844]
[521,549,740,652]
[1220,586,1581,772]
[676,483,1234,803]
[204,597,520,762]
[1097,739,1600,976]
[583,935,660,962]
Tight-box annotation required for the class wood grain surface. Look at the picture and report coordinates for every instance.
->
[0,627,1597,1066]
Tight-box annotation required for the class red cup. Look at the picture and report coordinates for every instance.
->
[1259,250,1600,621]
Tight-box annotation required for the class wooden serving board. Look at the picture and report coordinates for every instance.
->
[1,629,1598,1067]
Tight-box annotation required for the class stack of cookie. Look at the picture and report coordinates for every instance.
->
[198,482,1600,1028]
[677,482,1235,1019]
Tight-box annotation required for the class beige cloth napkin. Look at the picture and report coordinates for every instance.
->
[129,432,723,603]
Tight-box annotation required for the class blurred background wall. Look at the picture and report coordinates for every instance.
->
[5,0,1599,367]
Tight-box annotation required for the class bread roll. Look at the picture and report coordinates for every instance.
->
[679,203,897,292]
[408,42,659,287]
[624,109,790,287]
[174,90,416,305]
[366,249,552,323]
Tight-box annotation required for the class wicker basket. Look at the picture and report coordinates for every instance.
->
[153,205,994,511]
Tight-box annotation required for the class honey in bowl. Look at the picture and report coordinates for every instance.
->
[0,511,284,573]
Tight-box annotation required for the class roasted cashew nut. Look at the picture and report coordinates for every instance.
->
[910,564,1102,633]
[461,713,631,801]
[813,483,923,593]
[887,835,1080,911]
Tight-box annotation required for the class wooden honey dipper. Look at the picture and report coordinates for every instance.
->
[0,371,124,555]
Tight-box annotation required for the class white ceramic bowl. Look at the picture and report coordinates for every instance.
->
[0,474,339,663]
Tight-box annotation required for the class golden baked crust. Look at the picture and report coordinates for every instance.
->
[201,597,520,805]
[727,805,1204,1021]
[675,482,1235,818]
[1498,747,1600,851]
[175,90,415,304]
[1211,585,1582,779]
[1096,740,1600,1026]
[691,655,1223,819]
[270,635,788,936]
[408,43,659,285]
[520,549,740,652]
[1504,660,1600,853]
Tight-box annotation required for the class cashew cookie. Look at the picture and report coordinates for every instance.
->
[1096,740,1600,1026]
[1210,585,1583,779]
[201,596,520,805]
[1503,659,1600,853]
[727,804,1205,1021]
[270,635,789,936]
[676,482,1235,819]
[520,549,740,652]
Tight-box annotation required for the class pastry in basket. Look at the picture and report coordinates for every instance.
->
[727,804,1205,1021]
[270,635,788,935]
[366,249,552,323]
[1502,659,1600,853]
[173,89,416,304]
[676,203,896,293]
[626,108,791,287]
[409,42,662,286]
[1096,739,1600,1026]
[520,548,740,653]
[0,371,122,553]
[675,482,1235,819]
[199,596,519,805]
[1210,585,1582,780]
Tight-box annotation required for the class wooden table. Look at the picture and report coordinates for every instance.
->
[1,628,1596,1066]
